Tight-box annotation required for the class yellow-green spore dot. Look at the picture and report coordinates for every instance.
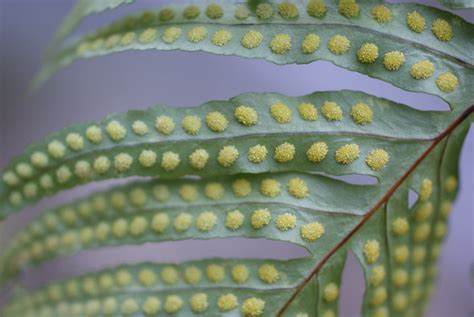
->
[235,5,250,20]
[307,0,327,17]
[206,3,223,19]
[366,149,389,171]
[323,283,339,302]
[432,19,453,41]
[357,43,379,64]
[206,111,228,132]
[139,28,157,44]
[217,293,238,312]
[393,269,408,288]
[230,179,252,198]
[138,269,157,287]
[95,222,111,241]
[204,182,225,200]
[270,102,292,123]
[93,156,110,174]
[241,30,264,49]
[270,33,292,54]
[159,8,175,22]
[371,5,392,23]
[196,211,217,232]
[274,142,295,163]
[419,178,433,201]
[410,59,434,80]
[183,5,200,19]
[48,140,66,159]
[251,208,272,229]
[278,2,299,19]
[306,142,328,163]
[338,0,359,17]
[115,269,132,287]
[155,115,175,135]
[287,177,309,198]
[114,153,133,173]
[102,297,118,315]
[74,160,91,179]
[206,264,225,283]
[275,213,297,231]
[212,30,232,46]
[382,52,405,73]
[184,266,202,285]
[260,178,281,197]
[39,174,54,190]
[3,171,19,187]
[436,72,458,93]
[161,266,179,285]
[163,27,182,44]
[143,297,161,316]
[218,145,239,167]
[120,32,135,46]
[413,223,431,241]
[232,264,249,284]
[85,300,100,315]
[190,293,208,313]
[394,245,409,264]
[189,149,209,170]
[161,151,180,171]
[187,26,207,43]
[164,295,183,313]
[351,102,373,125]
[298,102,318,120]
[373,307,389,317]
[435,222,447,239]
[248,144,268,163]
[235,105,258,126]
[106,120,127,141]
[226,210,245,230]
[370,287,387,306]
[301,222,325,242]
[129,216,148,236]
[256,3,273,19]
[174,213,193,232]
[440,201,452,218]
[445,175,458,192]
[151,212,170,234]
[412,246,427,264]
[56,165,72,183]
[182,115,201,135]
[23,182,38,199]
[241,297,265,317]
[16,162,33,178]
[370,265,386,286]
[407,11,426,33]
[84,126,102,144]
[392,217,409,236]
[393,292,408,312]
[31,152,49,168]
[112,218,128,238]
[139,150,157,168]
[335,143,359,164]
[179,184,198,202]
[328,35,350,55]
[258,264,279,284]
[321,101,343,121]
[363,239,380,263]
[416,202,433,221]
[65,133,84,151]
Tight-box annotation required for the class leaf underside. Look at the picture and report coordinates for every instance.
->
[2,1,474,317]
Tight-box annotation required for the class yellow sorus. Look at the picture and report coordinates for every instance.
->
[371,5,392,23]
[412,246,427,264]
[190,293,208,313]
[161,151,180,171]
[323,283,339,302]
[206,111,228,132]
[235,5,250,20]
[103,34,120,49]
[206,3,223,19]
[298,102,318,120]
[248,144,268,163]
[56,165,72,183]
[120,32,135,46]
[328,35,350,55]
[234,105,258,126]
[129,216,148,236]
[440,201,452,218]
[183,5,200,19]
[218,145,239,167]
[256,3,273,19]
[164,295,183,314]
[307,0,327,17]
[131,120,148,136]
[179,184,198,202]
[95,222,111,241]
[74,160,91,179]
[187,26,208,43]
[16,162,33,178]
[338,0,359,18]
[174,213,193,232]
[206,264,225,283]
[142,297,161,315]
[241,30,264,49]
[287,177,309,198]
[161,266,179,285]
[3,170,19,187]
[65,133,84,151]
[270,102,292,123]
[370,287,387,306]
[163,27,182,44]
[85,300,100,315]
[321,101,343,121]
[232,264,249,284]
[226,210,245,230]
[300,222,325,242]
[260,178,281,197]
[106,120,127,141]
[217,293,239,312]
[351,102,373,125]
[184,266,202,285]
[432,19,453,41]
[114,153,133,173]
[181,115,202,135]
[270,34,292,54]
[112,218,128,238]
[138,269,157,287]
[357,43,379,64]
[415,202,433,221]
[365,149,389,171]
[115,269,132,287]
[275,213,297,231]
[158,8,175,22]
[335,143,359,164]
[419,178,433,201]
[411,266,426,283]
[241,297,265,317]
[48,140,66,159]
[413,222,430,241]
[258,264,279,284]
[369,265,386,286]
[363,239,380,264]
[212,30,232,46]
[302,33,321,55]
[155,115,175,135]
[232,178,252,197]
[373,307,388,317]
[139,150,157,168]
[30,152,49,168]
[93,156,111,174]
[436,72,458,93]
[196,211,217,232]
[139,28,157,44]
[392,217,409,236]
[392,269,408,288]
[189,149,209,170]
[393,292,408,312]
[23,182,38,199]
[153,184,170,202]
[151,212,170,233]
[102,297,118,314]
[204,182,225,200]
[394,245,409,264]
[39,174,54,190]
[445,175,457,192]
[274,142,296,163]
[410,59,434,80]
[307,142,328,163]
[278,2,299,18]
[407,11,426,33]
[383,51,405,71]
[251,208,272,229]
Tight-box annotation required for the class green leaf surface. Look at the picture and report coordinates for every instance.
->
[437,0,474,9]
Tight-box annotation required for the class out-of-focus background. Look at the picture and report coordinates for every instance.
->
[0,1,473,316]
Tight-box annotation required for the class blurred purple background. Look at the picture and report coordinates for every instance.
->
[0,1,472,316]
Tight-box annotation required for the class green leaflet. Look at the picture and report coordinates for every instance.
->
[437,0,474,9]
